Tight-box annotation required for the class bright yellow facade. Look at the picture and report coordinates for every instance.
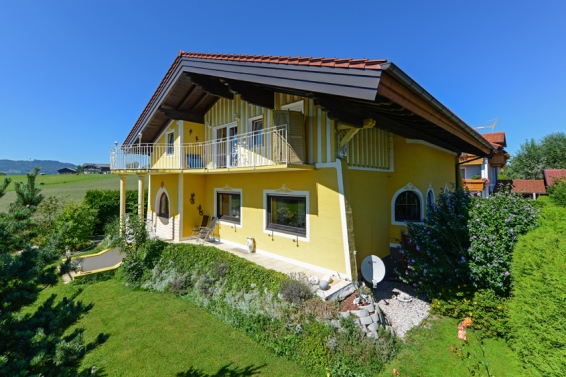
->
[136,93,461,280]
[113,52,494,283]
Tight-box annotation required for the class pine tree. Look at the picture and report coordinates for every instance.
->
[0,169,103,376]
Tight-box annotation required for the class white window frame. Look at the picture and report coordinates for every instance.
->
[247,115,264,147]
[263,188,309,241]
[214,187,243,228]
[391,183,424,226]
[166,131,175,156]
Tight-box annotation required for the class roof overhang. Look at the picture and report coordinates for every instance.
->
[124,52,494,157]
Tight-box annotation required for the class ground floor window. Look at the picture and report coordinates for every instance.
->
[217,192,241,224]
[266,194,306,236]
[159,192,169,218]
[395,191,421,222]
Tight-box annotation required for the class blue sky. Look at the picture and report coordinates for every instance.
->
[1,0,564,165]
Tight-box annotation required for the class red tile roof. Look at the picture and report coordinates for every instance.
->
[125,51,389,144]
[179,52,387,70]
[481,132,506,148]
[544,169,566,186]
[500,180,547,194]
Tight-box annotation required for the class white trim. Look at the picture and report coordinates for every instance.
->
[317,107,322,163]
[334,161,353,281]
[177,120,184,168]
[405,139,457,156]
[166,131,175,156]
[326,116,331,163]
[155,186,170,218]
[426,184,435,213]
[214,187,243,228]
[246,114,263,132]
[262,188,310,242]
[391,182,425,226]
[281,100,304,113]
[308,99,314,164]
[390,243,401,248]
[348,166,393,172]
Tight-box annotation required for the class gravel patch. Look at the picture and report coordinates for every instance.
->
[372,280,431,340]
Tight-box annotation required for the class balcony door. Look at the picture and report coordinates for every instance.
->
[214,122,238,168]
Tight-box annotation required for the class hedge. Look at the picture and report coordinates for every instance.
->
[83,189,147,234]
[508,199,566,376]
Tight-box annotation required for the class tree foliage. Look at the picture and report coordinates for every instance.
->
[505,132,566,179]
[0,168,103,375]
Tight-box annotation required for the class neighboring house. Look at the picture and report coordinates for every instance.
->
[544,169,566,187]
[495,179,546,199]
[110,52,494,281]
[460,132,508,197]
[83,163,111,174]
[58,167,76,174]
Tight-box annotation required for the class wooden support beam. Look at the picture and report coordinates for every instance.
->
[158,107,204,123]
[223,80,275,109]
[186,73,233,100]
[339,128,360,148]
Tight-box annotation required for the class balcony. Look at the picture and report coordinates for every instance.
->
[111,126,307,173]
[462,179,487,191]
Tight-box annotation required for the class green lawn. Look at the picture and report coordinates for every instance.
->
[43,280,311,377]
[0,174,139,212]
[377,315,522,377]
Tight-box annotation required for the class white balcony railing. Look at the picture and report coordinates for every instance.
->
[110,126,293,171]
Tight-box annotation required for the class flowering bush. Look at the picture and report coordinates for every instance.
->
[398,188,472,296]
[467,189,539,295]
[399,187,539,297]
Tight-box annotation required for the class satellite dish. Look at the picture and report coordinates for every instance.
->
[361,255,386,288]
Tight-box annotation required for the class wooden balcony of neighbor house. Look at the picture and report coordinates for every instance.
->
[110,126,311,173]
[462,179,487,191]
[489,152,508,168]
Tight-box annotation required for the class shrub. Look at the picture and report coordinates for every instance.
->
[54,202,98,251]
[83,189,146,234]
[279,278,313,306]
[508,202,566,376]
[549,178,566,207]
[431,288,509,338]
[399,188,472,295]
[467,189,539,295]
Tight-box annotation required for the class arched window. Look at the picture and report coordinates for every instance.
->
[159,192,169,218]
[426,189,435,214]
[395,191,421,222]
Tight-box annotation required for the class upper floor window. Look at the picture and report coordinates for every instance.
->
[266,194,306,236]
[251,118,263,147]
[216,192,241,224]
[395,191,421,222]
[159,192,169,218]
[166,131,175,155]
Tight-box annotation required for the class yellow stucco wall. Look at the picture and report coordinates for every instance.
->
[149,173,179,218]
[177,168,347,275]
[387,136,458,244]
[347,169,390,263]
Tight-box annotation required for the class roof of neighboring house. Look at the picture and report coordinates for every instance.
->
[123,51,494,157]
[544,169,566,186]
[58,167,76,173]
[481,132,507,148]
[83,163,111,168]
[496,179,547,195]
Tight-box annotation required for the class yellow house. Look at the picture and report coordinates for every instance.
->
[111,52,494,282]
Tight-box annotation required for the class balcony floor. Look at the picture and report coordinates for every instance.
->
[173,238,354,301]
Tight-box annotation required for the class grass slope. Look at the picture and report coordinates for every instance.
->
[377,316,521,377]
[44,280,311,377]
[0,174,139,212]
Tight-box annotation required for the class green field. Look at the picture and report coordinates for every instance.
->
[41,280,311,377]
[0,174,139,212]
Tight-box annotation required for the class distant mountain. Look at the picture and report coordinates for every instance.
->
[0,159,77,175]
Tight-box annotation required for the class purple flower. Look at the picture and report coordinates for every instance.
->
[505,271,510,276]
[461,256,466,262]
[510,229,514,234]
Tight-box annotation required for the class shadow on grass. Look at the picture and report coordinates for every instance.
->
[176,363,266,377]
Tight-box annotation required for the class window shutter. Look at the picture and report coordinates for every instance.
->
[273,110,305,164]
